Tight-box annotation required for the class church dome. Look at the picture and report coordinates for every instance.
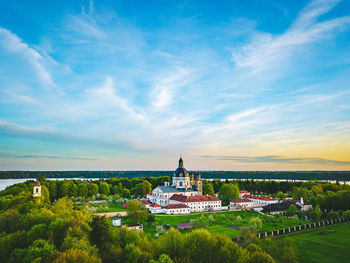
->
[174,157,189,177]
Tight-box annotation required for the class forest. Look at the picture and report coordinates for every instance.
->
[1,177,350,262]
[1,170,350,181]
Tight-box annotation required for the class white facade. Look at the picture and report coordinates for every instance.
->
[148,157,202,207]
[169,194,222,213]
[150,186,198,207]
[230,199,254,210]
[112,218,121,226]
[33,180,41,197]
[165,204,190,214]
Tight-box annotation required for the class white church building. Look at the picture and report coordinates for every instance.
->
[148,157,202,207]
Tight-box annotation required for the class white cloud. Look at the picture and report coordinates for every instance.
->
[150,67,192,109]
[87,76,145,121]
[0,27,55,87]
[232,0,350,74]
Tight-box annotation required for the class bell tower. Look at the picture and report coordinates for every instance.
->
[33,179,41,197]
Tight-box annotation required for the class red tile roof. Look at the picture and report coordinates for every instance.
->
[231,198,253,203]
[150,203,160,208]
[243,195,277,201]
[166,204,190,209]
[141,200,151,205]
[147,192,152,195]
[239,190,250,193]
[170,194,221,203]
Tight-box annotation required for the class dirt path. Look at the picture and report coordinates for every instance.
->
[93,211,127,217]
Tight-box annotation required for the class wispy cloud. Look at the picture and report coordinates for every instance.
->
[150,67,192,110]
[0,27,54,87]
[201,155,350,165]
[0,153,98,161]
[232,0,350,74]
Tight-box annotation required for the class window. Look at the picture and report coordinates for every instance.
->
[36,188,39,193]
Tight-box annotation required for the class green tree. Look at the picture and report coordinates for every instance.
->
[132,181,152,197]
[90,216,111,250]
[24,239,56,263]
[127,201,147,225]
[27,223,47,244]
[249,217,262,231]
[77,183,89,197]
[218,184,239,205]
[149,254,173,263]
[122,188,131,198]
[52,248,101,263]
[277,191,285,201]
[286,204,297,217]
[88,184,99,197]
[248,251,275,263]
[311,204,322,220]
[99,182,110,195]
[203,182,215,196]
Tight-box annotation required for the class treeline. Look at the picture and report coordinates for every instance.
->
[0,177,169,208]
[1,170,350,181]
[0,181,297,263]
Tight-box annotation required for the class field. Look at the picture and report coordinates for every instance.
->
[142,210,309,239]
[78,202,127,213]
[278,222,350,263]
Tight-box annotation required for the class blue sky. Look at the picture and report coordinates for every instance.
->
[0,0,350,170]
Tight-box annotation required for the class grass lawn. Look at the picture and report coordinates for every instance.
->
[79,202,127,213]
[142,211,307,239]
[278,222,350,263]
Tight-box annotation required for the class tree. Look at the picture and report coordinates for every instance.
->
[88,184,99,197]
[24,239,56,263]
[132,181,152,197]
[77,183,89,198]
[127,201,147,225]
[90,216,111,249]
[286,204,297,217]
[311,205,322,220]
[249,217,262,231]
[99,182,110,195]
[248,251,275,263]
[277,191,285,201]
[52,248,101,263]
[149,254,173,263]
[202,182,215,196]
[122,189,131,198]
[218,184,239,205]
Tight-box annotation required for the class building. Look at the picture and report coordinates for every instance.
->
[239,190,250,198]
[165,204,191,214]
[230,198,254,210]
[112,218,121,226]
[283,198,312,211]
[241,194,278,206]
[149,203,162,214]
[33,179,41,197]
[127,224,143,231]
[149,157,202,207]
[169,194,222,212]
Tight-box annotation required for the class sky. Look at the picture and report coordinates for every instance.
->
[0,0,350,171]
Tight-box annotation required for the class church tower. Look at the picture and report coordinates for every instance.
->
[33,179,41,197]
[195,173,202,195]
[172,157,191,189]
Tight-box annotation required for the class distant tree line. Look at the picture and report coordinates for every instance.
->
[1,170,350,181]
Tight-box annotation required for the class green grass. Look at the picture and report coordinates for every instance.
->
[142,211,308,239]
[278,222,350,263]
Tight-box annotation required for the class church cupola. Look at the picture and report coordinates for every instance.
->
[178,156,184,167]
